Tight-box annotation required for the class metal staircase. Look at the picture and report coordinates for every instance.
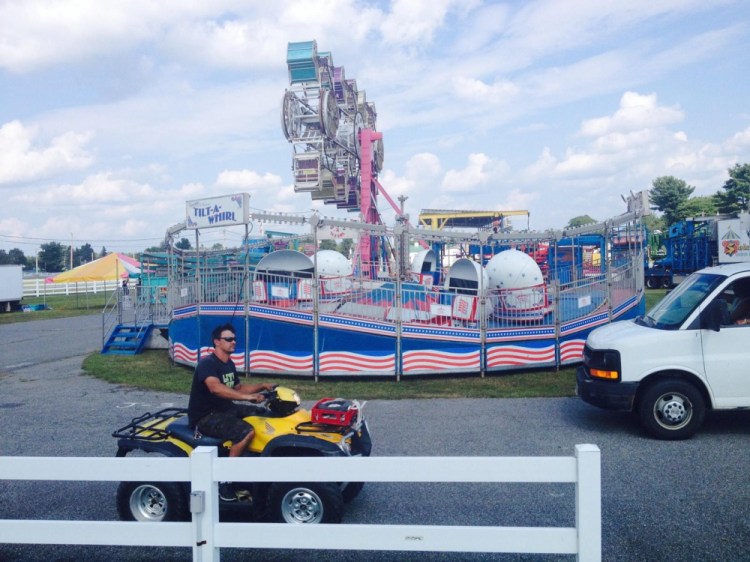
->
[102,286,169,356]
[102,323,153,355]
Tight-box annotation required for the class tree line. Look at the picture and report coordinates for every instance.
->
[568,162,750,230]
[0,242,110,273]
[5,163,747,271]
[0,234,354,273]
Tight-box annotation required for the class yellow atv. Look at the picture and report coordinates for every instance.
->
[112,387,371,524]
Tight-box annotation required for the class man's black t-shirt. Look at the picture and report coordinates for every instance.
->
[187,353,238,426]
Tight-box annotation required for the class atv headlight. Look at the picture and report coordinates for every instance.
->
[269,386,301,416]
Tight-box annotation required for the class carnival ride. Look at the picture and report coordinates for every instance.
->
[282,40,404,279]
[418,209,530,232]
[104,40,649,378]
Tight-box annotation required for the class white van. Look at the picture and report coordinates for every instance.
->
[577,261,750,439]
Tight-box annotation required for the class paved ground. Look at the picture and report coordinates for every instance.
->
[1,315,749,561]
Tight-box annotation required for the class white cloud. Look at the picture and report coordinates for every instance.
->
[0,121,93,185]
[11,172,154,205]
[6,171,212,247]
[724,126,750,153]
[0,0,169,72]
[442,153,509,192]
[162,17,284,70]
[380,0,464,45]
[580,92,683,137]
[519,91,690,182]
[518,147,558,183]
[514,88,749,228]
[216,169,284,191]
[452,76,520,104]
[500,0,725,61]
[376,152,519,222]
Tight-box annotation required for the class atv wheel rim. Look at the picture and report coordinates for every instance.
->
[130,484,168,522]
[280,487,324,524]
[654,392,691,429]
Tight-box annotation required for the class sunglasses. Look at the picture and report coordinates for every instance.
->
[219,336,236,342]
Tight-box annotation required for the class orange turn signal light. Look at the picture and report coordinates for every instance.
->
[590,368,618,380]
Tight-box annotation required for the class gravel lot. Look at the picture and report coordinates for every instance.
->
[1,315,749,561]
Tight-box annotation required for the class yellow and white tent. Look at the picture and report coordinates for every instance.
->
[51,253,140,283]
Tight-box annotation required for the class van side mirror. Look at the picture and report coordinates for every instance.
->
[700,300,725,332]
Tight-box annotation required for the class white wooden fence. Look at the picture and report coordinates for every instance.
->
[0,445,601,561]
[22,277,120,297]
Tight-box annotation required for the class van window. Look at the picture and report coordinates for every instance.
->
[643,272,724,330]
[715,278,750,326]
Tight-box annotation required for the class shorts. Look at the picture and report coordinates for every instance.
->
[196,405,259,443]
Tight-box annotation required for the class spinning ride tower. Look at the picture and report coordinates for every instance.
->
[282,41,391,277]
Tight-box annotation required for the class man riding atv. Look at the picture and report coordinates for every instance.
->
[112,332,372,523]
[187,323,274,500]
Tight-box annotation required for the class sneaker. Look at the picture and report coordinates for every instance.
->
[219,482,236,502]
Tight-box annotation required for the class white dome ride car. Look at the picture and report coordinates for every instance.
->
[315,250,353,297]
[485,249,549,321]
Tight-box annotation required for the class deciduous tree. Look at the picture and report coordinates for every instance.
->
[566,215,597,229]
[39,242,67,272]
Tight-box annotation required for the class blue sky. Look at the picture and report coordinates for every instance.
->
[1,0,749,254]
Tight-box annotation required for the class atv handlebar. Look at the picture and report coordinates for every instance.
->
[257,388,276,400]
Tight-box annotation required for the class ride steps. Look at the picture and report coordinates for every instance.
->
[102,324,153,355]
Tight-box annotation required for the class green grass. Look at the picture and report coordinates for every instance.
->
[645,288,666,311]
[82,350,579,400]
[0,293,109,324]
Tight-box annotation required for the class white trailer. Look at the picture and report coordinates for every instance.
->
[0,265,23,312]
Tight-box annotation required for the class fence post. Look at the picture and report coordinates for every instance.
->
[191,446,219,562]
[575,444,601,562]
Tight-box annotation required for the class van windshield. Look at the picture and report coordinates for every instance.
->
[640,272,725,330]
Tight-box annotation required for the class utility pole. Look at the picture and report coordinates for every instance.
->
[397,195,409,279]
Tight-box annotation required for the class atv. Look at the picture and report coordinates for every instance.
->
[112,386,372,524]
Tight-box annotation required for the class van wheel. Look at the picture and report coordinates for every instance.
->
[638,380,705,440]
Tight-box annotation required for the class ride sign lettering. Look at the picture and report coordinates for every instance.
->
[186,193,250,229]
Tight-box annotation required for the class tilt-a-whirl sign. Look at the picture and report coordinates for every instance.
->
[185,193,250,229]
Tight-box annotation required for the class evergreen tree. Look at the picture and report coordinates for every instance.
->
[649,176,695,225]
[714,163,750,214]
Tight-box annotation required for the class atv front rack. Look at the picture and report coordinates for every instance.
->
[112,407,187,442]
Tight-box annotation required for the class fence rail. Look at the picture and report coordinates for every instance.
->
[0,445,601,561]
[22,278,121,298]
